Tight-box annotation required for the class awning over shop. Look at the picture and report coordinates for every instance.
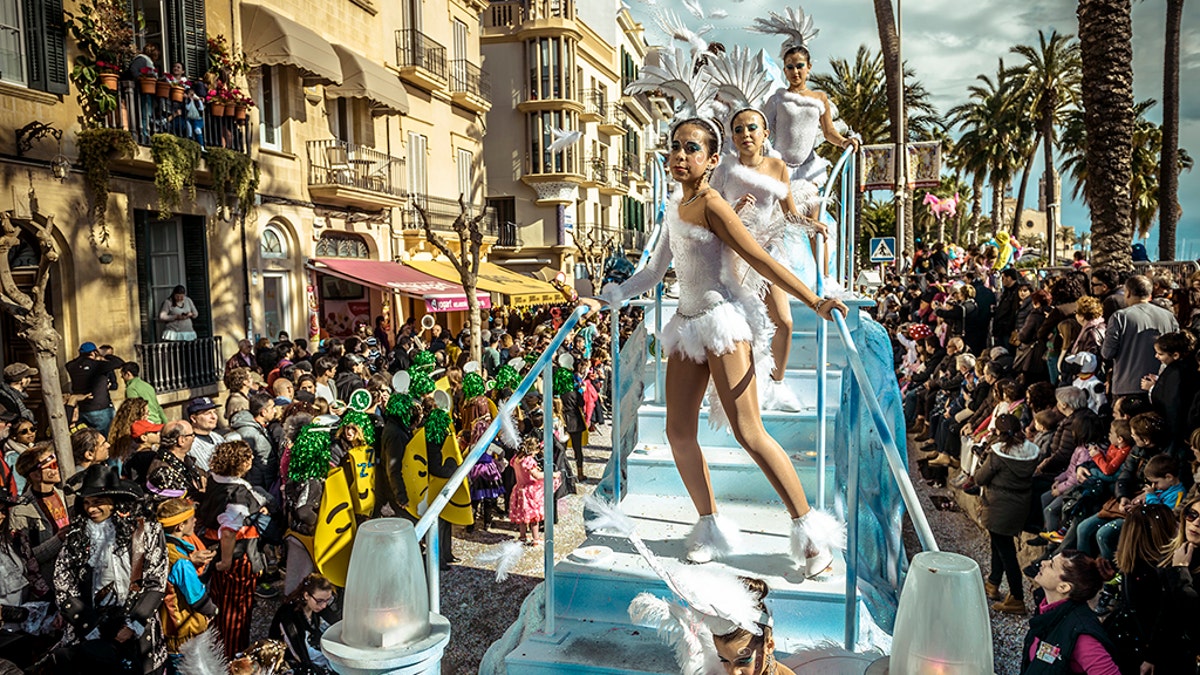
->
[308,258,486,305]
[402,260,566,308]
[241,2,343,86]
[326,45,410,115]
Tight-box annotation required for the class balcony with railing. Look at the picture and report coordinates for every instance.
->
[449,60,491,112]
[135,337,223,393]
[402,194,497,237]
[581,88,606,122]
[484,0,576,32]
[396,29,448,90]
[582,156,609,188]
[619,151,641,177]
[620,228,647,252]
[603,164,630,195]
[98,80,250,174]
[599,103,629,136]
[306,139,407,209]
[497,221,522,248]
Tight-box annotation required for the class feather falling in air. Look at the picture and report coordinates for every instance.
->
[476,540,526,582]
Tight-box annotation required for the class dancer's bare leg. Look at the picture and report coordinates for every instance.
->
[664,354,716,516]
[764,284,793,381]
[708,341,811,519]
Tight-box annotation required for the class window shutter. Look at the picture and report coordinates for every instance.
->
[180,215,212,339]
[40,0,67,94]
[134,211,155,344]
[22,0,66,94]
[168,0,207,81]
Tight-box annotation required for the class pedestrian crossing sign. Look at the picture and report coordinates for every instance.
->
[869,237,896,263]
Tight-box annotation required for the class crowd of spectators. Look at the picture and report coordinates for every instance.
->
[875,245,1200,673]
[0,303,625,674]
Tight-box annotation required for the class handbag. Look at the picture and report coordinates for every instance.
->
[1098,497,1127,520]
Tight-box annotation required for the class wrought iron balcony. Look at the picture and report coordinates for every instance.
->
[584,156,609,186]
[396,29,448,88]
[449,59,491,108]
[599,103,629,135]
[498,221,522,247]
[402,194,497,237]
[135,336,223,393]
[620,151,641,176]
[581,88,606,121]
[620,228,647,252]
[102,79,250,152]
[306,139,407,208]
[485,0,575,29]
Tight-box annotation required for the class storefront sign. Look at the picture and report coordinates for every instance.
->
[508,292,567,308]
[424,294,492,313]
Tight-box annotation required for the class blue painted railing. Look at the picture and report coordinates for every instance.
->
[415,304,590,628]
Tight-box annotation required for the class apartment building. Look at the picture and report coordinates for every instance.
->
[480,0,669,290]
[0,0,493,416]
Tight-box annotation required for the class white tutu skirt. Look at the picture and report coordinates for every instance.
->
[661,300,755,364]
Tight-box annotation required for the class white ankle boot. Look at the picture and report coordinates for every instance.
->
[790,510,846,578]
[686,513,741,564]
[763,378,803,413]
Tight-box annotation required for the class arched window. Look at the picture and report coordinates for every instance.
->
[316,232,369,259]
[261,224,287,259]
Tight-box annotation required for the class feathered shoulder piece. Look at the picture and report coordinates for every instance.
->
[749,6,819,57]
[624,47,718,121]
[708,46,774,118]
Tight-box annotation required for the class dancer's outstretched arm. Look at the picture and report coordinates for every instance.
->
[596,224,673,307]
[700,193,846,321]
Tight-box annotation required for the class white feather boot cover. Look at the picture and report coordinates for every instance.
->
[685,513,741,564]
[791,509,847,578]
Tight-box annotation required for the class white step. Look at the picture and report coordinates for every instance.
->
[552,494,849,640]
[625,442,835,506]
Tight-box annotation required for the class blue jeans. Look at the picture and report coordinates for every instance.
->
[1076,513,1124,560]
[80,406,114,436]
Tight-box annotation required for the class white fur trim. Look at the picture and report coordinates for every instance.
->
[660,301,755,364]
[773,89,828,116]
[685,513,742,563]
[791,509,846,577]
[721,162,790,203]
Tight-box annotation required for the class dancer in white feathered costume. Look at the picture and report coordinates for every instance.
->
[583,50,848,575]
[751,7,861,282]
[707,46,823,412]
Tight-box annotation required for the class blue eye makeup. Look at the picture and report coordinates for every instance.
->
[734,124,760,134]
[684,141,702,153]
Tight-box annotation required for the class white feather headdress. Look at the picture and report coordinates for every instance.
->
[707,46,774,117]
[749,6,819,58]
[624,47,718,120]
[654,9,712,58]
[584,494,776,674]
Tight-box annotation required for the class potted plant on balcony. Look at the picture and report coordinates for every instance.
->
[206,85,231,117]
[232,90,255,120]
[95,61,120,90]
[138,65,160,94]
[165,73,187,102]
[66,0,136,127]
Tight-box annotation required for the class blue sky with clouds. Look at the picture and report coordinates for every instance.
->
[625,0,1199,260]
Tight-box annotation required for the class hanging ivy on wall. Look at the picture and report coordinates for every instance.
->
[77,128,136,243]
[206,147,260,217]
[150,134,202,219]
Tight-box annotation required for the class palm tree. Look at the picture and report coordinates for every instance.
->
[948,63,1025,235]
[1077,0,1135,270]
[809,45,942,152]
[1007,30,1082,259]
[946,133,989,245]
[870,0,910,258]
[1158,0,1184,260]
[1060,99,1193,240]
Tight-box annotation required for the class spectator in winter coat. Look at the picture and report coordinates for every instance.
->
[1089,267,1126,320]
[1142,331,1199,460]
[0,364,36,424]
[230,392,279,492]
[976,414,1041,614]
[991,269,1022,348]
[1102,275,1179,398]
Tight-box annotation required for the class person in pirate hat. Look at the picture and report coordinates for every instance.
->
[51,464,169,674]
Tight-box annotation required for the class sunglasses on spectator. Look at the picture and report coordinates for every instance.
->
[1185,508,1200,523]
[37,456,57,471]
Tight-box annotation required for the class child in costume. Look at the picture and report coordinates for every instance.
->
[465,411,506,531]
[157,497,218,659]
[509,437,547,546]
[592,45,847,576]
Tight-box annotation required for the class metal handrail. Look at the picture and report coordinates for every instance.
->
[415,305,589,624]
